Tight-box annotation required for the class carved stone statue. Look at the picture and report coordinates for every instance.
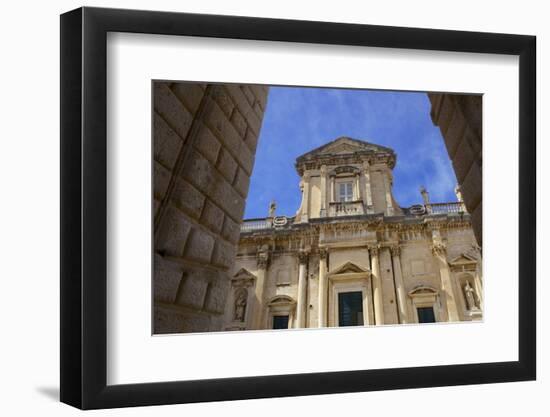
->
[420,186,430,205]
[268,200,276,217]
[464,281,478,310]
[454,184,464,202]
[234,290,248,322]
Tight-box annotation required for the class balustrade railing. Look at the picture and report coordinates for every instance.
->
[425,202,466,214]
[240,218,271,232]
[240,216,293,232]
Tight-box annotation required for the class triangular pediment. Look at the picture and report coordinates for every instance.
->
[233,268,256,281]
[409,285,438,296]
[331,261,369,275]
[449,253,478,265]
[297,137,393,161]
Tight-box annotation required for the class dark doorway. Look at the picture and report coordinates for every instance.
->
[272,315,289,329]
[417,307,436,323]
[338,291,364,326]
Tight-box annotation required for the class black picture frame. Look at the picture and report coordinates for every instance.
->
[60,6,536,410]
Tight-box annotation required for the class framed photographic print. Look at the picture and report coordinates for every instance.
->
[60,6,536,410]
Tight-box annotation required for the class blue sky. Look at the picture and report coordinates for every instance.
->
[244,86,458,219]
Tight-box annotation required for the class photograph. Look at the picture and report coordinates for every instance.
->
[152,82,482,334]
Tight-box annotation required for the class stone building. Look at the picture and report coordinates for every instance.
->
[223,137,482,330]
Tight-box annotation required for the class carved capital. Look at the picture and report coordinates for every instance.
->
[390,245,401,257]
[298,250,309,265]
[319,248,328,260]
[368,245,380,257]
[257,252,269,270]
[431,243,447,257]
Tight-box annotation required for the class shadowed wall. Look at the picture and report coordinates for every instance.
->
[153,82,268,333]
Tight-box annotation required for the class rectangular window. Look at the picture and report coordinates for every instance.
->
[338,182,353,202]
[417,307,436,323]
[338,291,364,326]
[272,315,289,329]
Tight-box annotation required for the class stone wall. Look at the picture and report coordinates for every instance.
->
[428,94,482,245]
[153,82,268,334]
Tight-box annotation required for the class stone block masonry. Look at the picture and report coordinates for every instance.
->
[428,94,482,245]
[153,82,268,334]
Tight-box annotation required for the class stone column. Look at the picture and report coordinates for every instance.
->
[320,165,327,217]
[301,172,310,223]
[354,174,360,200]
[432,243,460,322]
[382,168,394,216]
[296,251,309,328]
[252,251,269,329]
[370,245,385,325]
[330,175,335,203]
[390,246,409,324]
[362,161,374,214]
[318,248,328,327]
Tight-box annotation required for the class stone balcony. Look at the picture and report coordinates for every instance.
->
[240,201,467,233]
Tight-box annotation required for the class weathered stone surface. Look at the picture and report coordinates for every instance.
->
[212,86,235,118]
[200,199,225,234]
[154,255,183,304]
[241,85,255,106]
[175,271,209,310]
[194,124,221,164]
[171,82,205,115]
[209,176,245,222]
[154,112,182,170]
[225,85,266,137]
[433,94,455,135]
[470,202,482,244]
[154,305,212,334]
[216,148,238,183]
[154,82,194,140]
[211,239,237,269]
[154,306,187,334]
[154,161,171,200]
[181,149,216,193]
[452,135,475,183]
[183,228,215,263]
[443,108,467,159]
[233,167,250,198]
[460,161,482,211]
[221,216,240,244]
[429,92,482,245]
[204,275,231,314]
[171,179,205,220]
[156,206,192,257]
[153,81,269,334]
[204,101,242,154]
[231,109,247,138]
[244,127,259,153]
[236,140,255,176]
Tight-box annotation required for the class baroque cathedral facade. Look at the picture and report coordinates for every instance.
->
[223,137,482,330]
